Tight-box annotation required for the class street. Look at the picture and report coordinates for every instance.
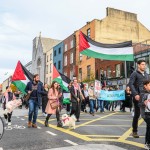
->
[0,107,146,150]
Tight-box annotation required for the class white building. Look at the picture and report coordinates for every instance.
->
[25,61,32,72]
[31,33,61,83]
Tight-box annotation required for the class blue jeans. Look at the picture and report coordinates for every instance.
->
[97,100,104,112]
[90,99,95,113]
[28,99,39,124]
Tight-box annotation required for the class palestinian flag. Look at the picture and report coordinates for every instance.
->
[79,31,134,61]
[53,65,71,92]
[11,61,33,94]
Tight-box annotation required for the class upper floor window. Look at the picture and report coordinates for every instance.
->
[87,28,91,38]
[54,50,56,56]
[58,47,61,54]
[65,44,68,52]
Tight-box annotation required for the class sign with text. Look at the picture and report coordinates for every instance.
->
[100,90,125,101]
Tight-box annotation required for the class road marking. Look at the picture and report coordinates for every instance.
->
[84,125,131,127]
[21,118,25,120]
[37,119,91,141]
[64,140,78,146]
[75,112,118,128]
[17,117,20,118]
[37,126,42,129]
[84,135,121,137]
[102,119,132,122]
[118,118,144,141]
[46,131,57,136]
[0,148,3,150]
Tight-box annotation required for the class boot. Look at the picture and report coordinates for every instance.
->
[45,120,48,127]
[57,121,63,127]
[32,124,37,128]
[28,121,32,128]
[132,132,139,138]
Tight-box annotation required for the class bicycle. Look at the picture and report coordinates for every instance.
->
[0,116,4,140]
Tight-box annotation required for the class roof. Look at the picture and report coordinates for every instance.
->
[40,37,61,53]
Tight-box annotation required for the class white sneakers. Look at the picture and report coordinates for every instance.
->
[5,119,8,124]
[8,122,11,126]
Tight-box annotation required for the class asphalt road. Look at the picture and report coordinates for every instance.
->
[0,107,146,150]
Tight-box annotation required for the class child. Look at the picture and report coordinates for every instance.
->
[139,80,150,150]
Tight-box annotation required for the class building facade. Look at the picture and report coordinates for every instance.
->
[31,33,61,83]
[75,7,150,86]
[63,34,77,80]
[53,42,64,73]
[25,61,32,73]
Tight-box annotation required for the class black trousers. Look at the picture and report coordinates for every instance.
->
[66,103,70,112]
[46,108,60,122]
[4,112,12,122]
[132,100,140,132]
[144,118,150,144]
[70,101,81,119]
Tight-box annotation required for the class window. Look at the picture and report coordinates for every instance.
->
[107,67,111,78]
[64,72,67,76]
[54,63,56,67]
[64,55,67,66]
[87,56,91,59]
[58,61,61,70]
[49,77,51,85]
[87,28,91,38]
[70,40,73,48]
[50,54,52,61]
[47,55,49,62]
[70,70,73,80]
[70,52,73,64]
[54,50,56,56]
[79,53,82,61]
[46,78,48,84]
[79,68,82,81]
[50,63,52,73]
[46,65,48,74]
[65,44,68,51]
[116,64,121,77]
[58,48,61,54]
[87,65,91,79]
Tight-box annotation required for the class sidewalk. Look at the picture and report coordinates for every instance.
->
[46,144,127,150]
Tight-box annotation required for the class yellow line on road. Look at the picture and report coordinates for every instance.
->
[37,119,91,141]
[121,140,144,149]
[118,118,144,141]
[84,125,131,127]
[75,112,118,129]
[84,135,120,137]
[102,119,132,122]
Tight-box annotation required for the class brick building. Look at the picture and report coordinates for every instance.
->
[63,34,77,80]
[75,7,150,87]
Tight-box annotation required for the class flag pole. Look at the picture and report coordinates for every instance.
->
[124,61,127,85]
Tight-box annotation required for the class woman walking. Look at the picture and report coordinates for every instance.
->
[45,81,62,127]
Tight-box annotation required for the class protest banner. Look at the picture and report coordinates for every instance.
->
[100,90,125,101]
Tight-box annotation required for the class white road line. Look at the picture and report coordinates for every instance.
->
[0,148,3,150]
[21,118,25,120]
[64,140,78,146]
[37,126,42,129]
[46,131,57,136]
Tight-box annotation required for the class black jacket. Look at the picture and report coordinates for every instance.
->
[129,70,150,97]
[70,86,81,103]
[25,81,46,106]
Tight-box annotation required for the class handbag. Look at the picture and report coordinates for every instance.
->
[50,99,59,109]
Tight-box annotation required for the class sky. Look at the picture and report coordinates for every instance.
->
[0,0,150,83]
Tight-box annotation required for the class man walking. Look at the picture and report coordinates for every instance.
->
[129,60,150,138]
[25,74,45,128]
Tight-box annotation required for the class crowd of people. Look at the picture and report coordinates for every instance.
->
[1,59,150,149]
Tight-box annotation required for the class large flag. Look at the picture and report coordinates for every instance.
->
[79,31,134,61]
[53,65,71,92]
[11,61,33,94]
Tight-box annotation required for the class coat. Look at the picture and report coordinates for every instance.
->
[129,70,150,97]
[70,86,81,103]
[45,88,62,115]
